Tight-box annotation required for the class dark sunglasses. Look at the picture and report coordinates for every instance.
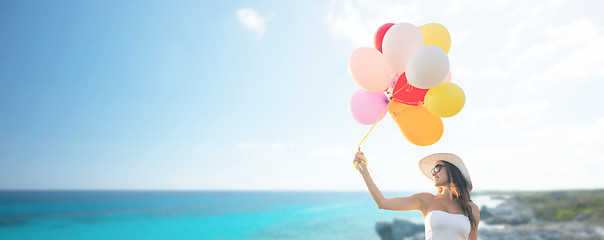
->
[431,164,445,175]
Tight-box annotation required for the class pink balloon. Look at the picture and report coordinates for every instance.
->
[348,47,392,92]
[443,70,452,83]
[349,89,389,125]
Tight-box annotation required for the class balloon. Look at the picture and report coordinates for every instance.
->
[391,106,443,146]
[382,22,423,74]
[424,82,465,118]
[406,45,449,89]
[419,23,451,53]
[390,73,428,106]
[443,70,452,83]
[374,23,395,53]
[349,89,389,125]
[348,47,393,92]
[388,101,413,121]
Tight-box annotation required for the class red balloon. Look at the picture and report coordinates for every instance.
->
[374,23,395,53]
[391,73,428,106]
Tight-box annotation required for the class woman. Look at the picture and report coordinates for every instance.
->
[354,152,480,240]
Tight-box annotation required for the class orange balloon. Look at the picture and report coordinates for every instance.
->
[392,106,443,146]
[388,101,413,121]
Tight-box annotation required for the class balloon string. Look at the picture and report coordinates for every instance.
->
[354,75,425,175]
[357,74,405,152]
[356,74,418,174]
[357,101,390,152]
[354,102,389,176]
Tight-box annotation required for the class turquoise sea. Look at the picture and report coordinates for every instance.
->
[0,191,425,240]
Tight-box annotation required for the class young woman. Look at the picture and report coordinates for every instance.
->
[353,152,480,240]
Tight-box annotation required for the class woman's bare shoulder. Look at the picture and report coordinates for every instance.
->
[412,192,436,201]
[411,192,435,213]
[469,201,480,217]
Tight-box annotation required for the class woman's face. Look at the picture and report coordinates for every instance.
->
[431,161,449,187]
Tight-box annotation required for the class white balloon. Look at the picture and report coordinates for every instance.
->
[382,22,423,74]
[406,46,450,89]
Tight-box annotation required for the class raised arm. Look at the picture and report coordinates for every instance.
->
[354,152,431,211]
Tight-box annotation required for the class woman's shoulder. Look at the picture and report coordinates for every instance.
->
[411,193,436,214]
[412,192,436,201]
[468,201,480,217]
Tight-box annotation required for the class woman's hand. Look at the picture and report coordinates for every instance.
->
[353,151,368,174]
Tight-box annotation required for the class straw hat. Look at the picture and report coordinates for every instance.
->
[419,153,473,191]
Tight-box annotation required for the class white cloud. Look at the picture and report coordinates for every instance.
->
[506,18,604,90]
[520,35,604,90]
[525,117,604,155]
[512,18,600,66]
[529,0,566,16]
[236,8,269,37]
[326,0,420,47]
[463,144,559,190]
[235,141,295,150]
[309,145,350,157]
[234,141,295,159]
[444,0,473,15]
[235,141,259,150]
[461,101,551,130]
[464,116,604,190]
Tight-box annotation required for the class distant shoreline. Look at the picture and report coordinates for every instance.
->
[2,188,602,192]
[376,189,604,240]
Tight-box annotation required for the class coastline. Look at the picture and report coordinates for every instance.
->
[375,189,604,240]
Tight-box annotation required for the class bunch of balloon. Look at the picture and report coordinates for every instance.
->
[348,22,466,147]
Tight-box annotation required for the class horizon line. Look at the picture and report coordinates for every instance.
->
[1,188,603,193]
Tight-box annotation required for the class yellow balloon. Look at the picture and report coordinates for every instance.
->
[419,23,451,53]
[424,82,465,118]
[393,106,443,146]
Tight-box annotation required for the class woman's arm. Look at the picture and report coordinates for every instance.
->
[354,152,430,211]
[468,202,480,240]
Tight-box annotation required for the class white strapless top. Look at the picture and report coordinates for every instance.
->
[424,210,470,240]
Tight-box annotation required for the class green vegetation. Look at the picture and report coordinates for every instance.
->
[505,189,604,223]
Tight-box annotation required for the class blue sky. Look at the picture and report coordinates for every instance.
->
[1,0,603,191]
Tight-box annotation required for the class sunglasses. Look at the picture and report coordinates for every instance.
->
[431,164,445,175]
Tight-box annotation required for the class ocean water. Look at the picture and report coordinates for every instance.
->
[0,191,427,240]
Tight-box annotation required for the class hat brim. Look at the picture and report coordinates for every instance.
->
[419,153,473,192]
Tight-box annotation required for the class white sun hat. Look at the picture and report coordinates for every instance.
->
[419,153,473,191]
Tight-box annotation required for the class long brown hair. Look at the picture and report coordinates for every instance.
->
[438,161,477,231]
